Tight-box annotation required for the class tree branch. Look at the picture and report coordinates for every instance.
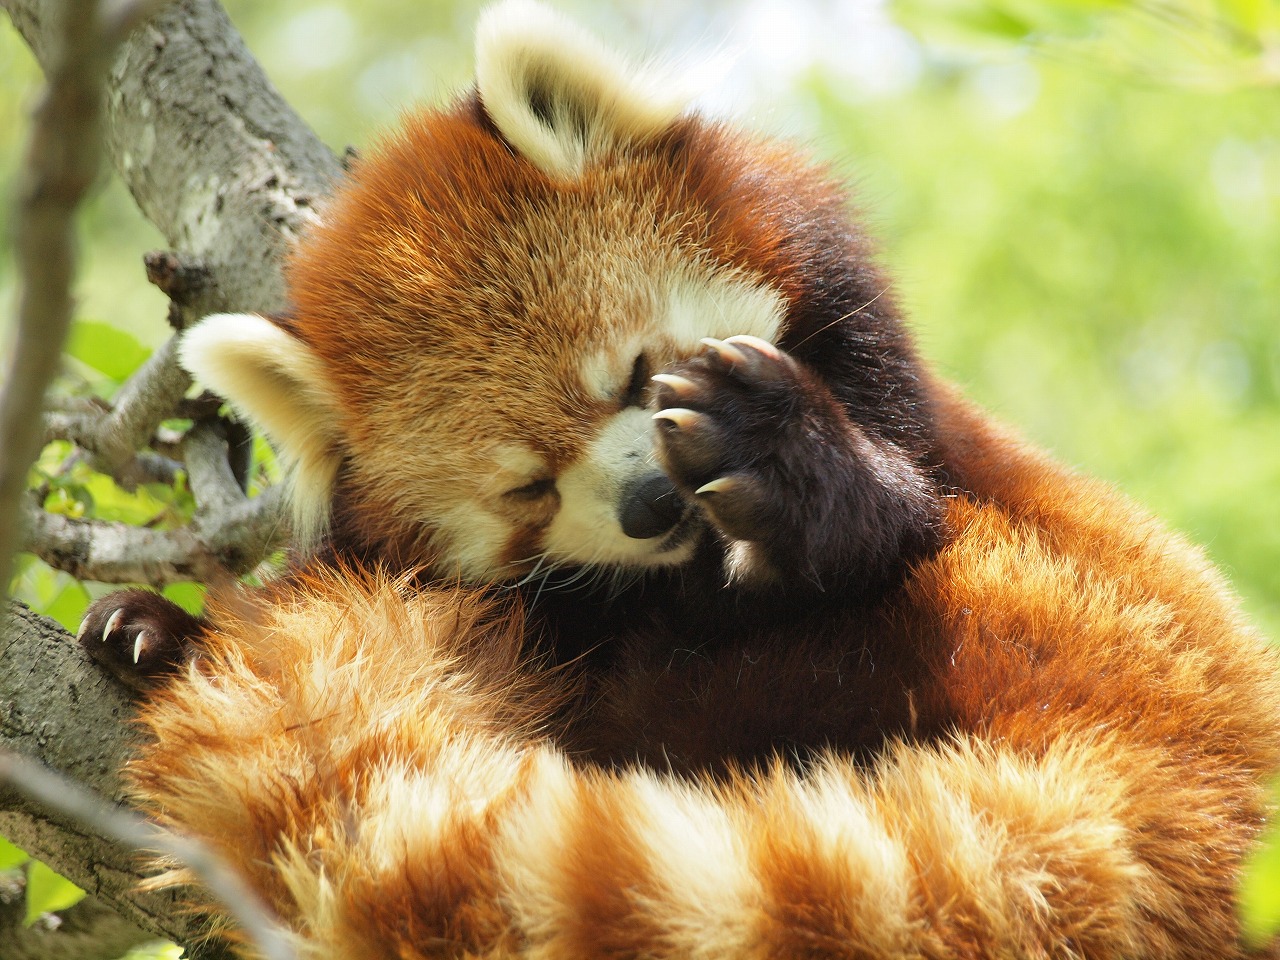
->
[47,337,194,490]
[7,0,341,593]
[3,0,342,317]
[1,750,296,960]
[0,603,223,954]
[0,0,142,605]
[21,484,288,586]
[0,0,343,953]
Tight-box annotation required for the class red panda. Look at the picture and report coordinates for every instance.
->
[77,1,1280,957]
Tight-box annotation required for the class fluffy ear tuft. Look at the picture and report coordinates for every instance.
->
[475,0,690,178]
[179,314,343,545]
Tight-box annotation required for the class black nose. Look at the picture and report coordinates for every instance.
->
[619,472,684,540]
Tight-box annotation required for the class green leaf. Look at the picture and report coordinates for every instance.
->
[1241,778,1280,942]
[9,558,89,631]
[28,441,74,484]
[163,581,206,616]
[24,861,86,925]
[1242,831,1280,939]
[64,320,151,382]
[41,578,93,633]
[79,472,178,526]
[42,485,90,519]
[251,432,282,493]
[121,943,185,960]
[0,837,30,870]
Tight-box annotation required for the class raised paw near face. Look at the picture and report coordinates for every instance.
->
[76,589,204,692]
[651,335,813,545]
[651,334,943,596]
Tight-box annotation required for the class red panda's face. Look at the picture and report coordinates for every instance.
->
[179,1,848,584]
[283,119,788,581]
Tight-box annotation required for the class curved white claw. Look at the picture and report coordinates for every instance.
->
[652,408,702,430]
[651,373,697,397]
[695,476,738,496]
[133,630,148,665]
[723,334,781,359]
[699,337,748,365]
[102,608,125,643]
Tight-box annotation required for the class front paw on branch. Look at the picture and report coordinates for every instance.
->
[76,590,203,691]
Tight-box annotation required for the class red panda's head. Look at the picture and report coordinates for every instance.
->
[181,0,901,584]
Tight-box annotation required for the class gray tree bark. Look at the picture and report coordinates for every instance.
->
[4,0,342,317]
[0,608,199,952]
[0,0,342,953]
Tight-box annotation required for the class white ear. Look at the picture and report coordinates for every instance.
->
[179,313,343,545]
[475,0,690,178]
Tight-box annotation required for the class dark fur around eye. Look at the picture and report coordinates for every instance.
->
[622,354,650,409]
[505,477,557,501]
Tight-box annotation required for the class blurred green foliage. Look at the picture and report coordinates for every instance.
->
[895,0,1280,86]
[0,835,85,926]
[812,44,1280,639]
[2,0,1279,948]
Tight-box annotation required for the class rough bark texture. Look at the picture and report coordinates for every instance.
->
[1,0,341,953]
[20,486,286,586]
[4,0,343,318]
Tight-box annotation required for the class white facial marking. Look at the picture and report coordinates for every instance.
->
[664,266,787,353]
[582,335,649,402]
[542,408,693,569]
[488,444,550,495]
[435,501,521,581]
[580,267,788,402]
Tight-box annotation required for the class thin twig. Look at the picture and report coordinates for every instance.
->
[45,336,194,489]
[21,485,288,586]
[183,419,248,513]
[81,337,194,479]
[0,0,115,601]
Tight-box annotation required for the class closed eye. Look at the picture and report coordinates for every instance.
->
[505,477,557,501]
[621,353,650,409]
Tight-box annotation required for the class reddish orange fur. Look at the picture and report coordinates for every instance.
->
[125,9,1280,956]
[131,384,1280,958]
[281,99,910,573]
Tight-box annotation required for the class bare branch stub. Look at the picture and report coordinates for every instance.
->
[144,249,212,324]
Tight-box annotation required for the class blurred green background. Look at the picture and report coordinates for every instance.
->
[2,0,1279,945]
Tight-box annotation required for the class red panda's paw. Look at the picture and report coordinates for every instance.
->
[76,590,204,692]
[652,335,809,545]
[654,336,944,595]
